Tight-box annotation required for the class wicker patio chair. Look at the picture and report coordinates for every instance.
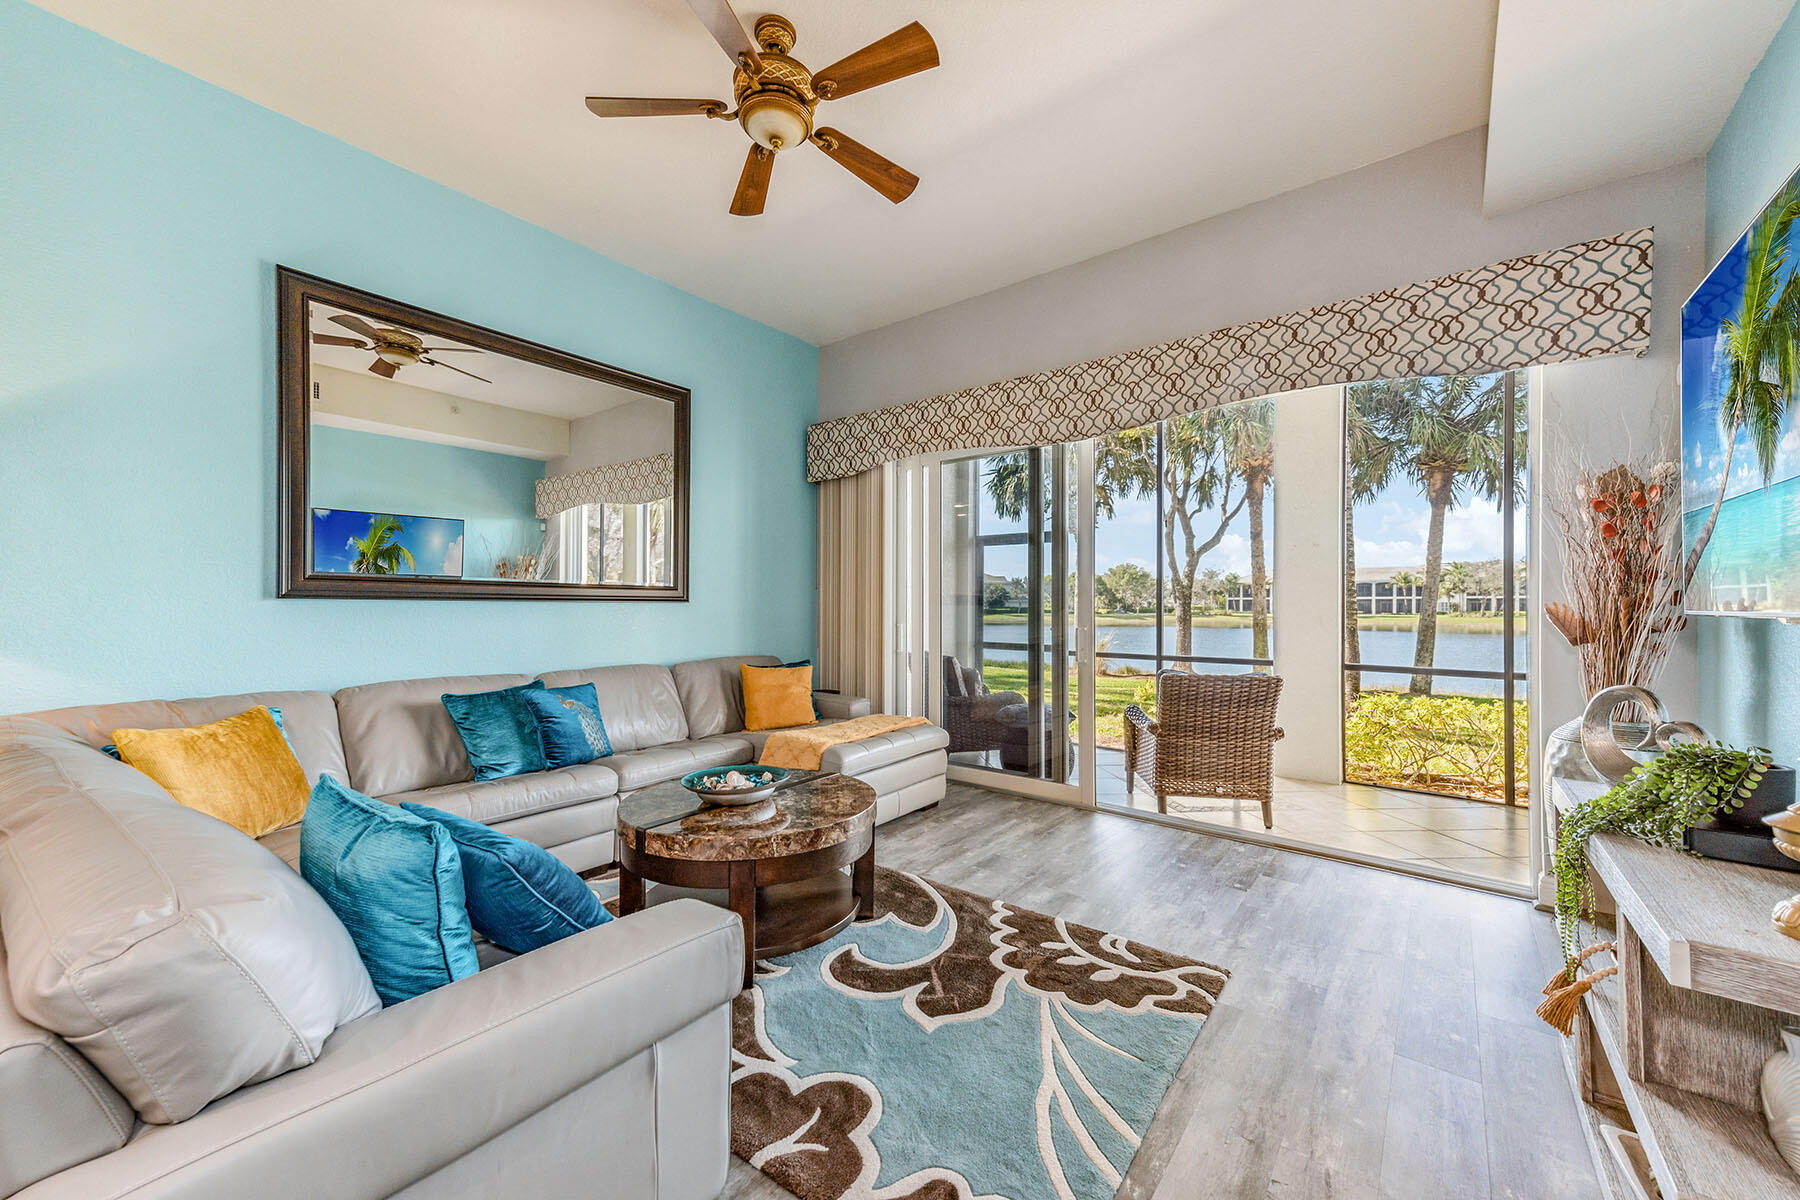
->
[1123,671,1285,825]
[940,655,1024,757]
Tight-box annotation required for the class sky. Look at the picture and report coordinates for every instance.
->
[971,463,1512,581]
[311,508,465,576]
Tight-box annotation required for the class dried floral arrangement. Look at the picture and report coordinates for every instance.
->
[1545,456,1687,695]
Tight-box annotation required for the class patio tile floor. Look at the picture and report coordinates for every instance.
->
[953,746,1531,889]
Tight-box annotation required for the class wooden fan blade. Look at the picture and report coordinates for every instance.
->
[684,0,762,73]
[331,313,384,340]
[813,22,938,100]
[367,359,399,379]
[421,346,483,353]
[730,144,774,216]
[812,128,918,203]
[312,334,369,348]
[585,97,725,119]
[421,357,492,384]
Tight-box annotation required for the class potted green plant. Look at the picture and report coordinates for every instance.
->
[1539,740,1769,1034]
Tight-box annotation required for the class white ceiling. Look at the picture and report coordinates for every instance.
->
[40,0,1500,344]
[307,300,645,418]
[1484,0,1793,215]
[36,0,1793,344]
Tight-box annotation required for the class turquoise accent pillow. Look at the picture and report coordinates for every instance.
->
[442,684,547,780]
[521,683,613,769]
[299,777,479,1006]
[102,705,289,760]
[401,802,612,953]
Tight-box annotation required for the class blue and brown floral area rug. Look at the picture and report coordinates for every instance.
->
[731,867,1229,1200]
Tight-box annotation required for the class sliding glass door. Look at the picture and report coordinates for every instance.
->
[932,447,1083,795]
[1342,370,1530,807]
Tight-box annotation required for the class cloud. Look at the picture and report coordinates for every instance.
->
[441,536,464,577]
[1358,538,1423,566]
[1200,532,1252,575]
[344,537,358,551]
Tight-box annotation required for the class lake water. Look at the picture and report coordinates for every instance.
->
[980,620,1527,695]
[1683,473,1800,614]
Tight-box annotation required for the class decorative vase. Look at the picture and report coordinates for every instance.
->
[1762,1027,1800,1173]
[1546,717,1609,784]
[1577,685,1706,782]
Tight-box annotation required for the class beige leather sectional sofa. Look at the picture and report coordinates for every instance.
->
[0,653,948,1199]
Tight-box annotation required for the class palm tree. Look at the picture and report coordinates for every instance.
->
[1225,399,1275,660]
[1439,561,1475,612]
[348,514,416,575]
[1220,572,1243,611]
[989,418,1251,668]
[1351,375,1519,694]
[1685,178,1800,582]
[1389,569,1420,613]
[1344,389,1402,698]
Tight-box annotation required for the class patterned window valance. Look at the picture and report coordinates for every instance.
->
[536,452,675,517]
[805,227,1654,482]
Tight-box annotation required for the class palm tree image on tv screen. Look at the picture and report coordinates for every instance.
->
[310,509,464,578]
[1683,172,1800,617]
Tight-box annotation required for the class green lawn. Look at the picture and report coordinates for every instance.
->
[973,660,1525,800]
[977,660,1154,747]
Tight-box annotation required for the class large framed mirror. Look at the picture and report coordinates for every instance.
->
[277,268,688,600]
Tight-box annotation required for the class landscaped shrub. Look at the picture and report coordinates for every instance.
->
[1343,689,1528,802]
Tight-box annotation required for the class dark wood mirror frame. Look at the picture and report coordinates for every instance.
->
[277,267,690,601]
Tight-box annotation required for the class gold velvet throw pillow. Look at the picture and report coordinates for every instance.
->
[111,706,310,839]
[742,664,817,732]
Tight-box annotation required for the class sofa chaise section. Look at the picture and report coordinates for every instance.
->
[660,655,949,823]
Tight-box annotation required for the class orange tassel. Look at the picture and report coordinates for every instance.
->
[1536,941,1618,1036]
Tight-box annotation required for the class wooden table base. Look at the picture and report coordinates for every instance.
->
[619,839,876,988]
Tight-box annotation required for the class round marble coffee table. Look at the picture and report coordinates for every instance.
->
[615,773,877,989]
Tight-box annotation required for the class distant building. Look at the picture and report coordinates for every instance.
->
[1223,582,1272,613]
[1355,567,1427,614]
[1355,562,1526,614]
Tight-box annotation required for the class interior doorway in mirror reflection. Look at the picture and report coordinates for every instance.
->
[305,298,676,586]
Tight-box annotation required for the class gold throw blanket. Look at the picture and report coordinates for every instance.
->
[758,714,930,770]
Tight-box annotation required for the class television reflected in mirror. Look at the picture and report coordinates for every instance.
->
[277,268,688,600]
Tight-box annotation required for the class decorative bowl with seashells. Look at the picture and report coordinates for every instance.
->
[679,764,790,805]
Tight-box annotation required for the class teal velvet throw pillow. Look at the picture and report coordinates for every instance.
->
[521,682,613,769]
[300,777,479,1005]
[442,683,547,780]
[401,802,612,954]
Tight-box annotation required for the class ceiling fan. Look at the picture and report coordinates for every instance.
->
[584,1,939,216]
[312,314,492,383]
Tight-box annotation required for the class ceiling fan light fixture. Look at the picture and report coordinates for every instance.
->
[374,346,417,367]
[740,91,810,151]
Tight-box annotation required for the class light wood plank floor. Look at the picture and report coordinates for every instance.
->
[722,783,1599,1200]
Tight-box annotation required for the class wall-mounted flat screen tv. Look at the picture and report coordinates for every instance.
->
[1682,163,1800,617]
[311,508,465,578]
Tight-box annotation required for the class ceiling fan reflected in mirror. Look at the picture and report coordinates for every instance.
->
[313,313,493,383]
[584,2,938,216]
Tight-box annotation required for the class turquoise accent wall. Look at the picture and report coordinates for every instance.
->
[1699,0,1800,765]
[309,427,545,578]
[0,0,818,712]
